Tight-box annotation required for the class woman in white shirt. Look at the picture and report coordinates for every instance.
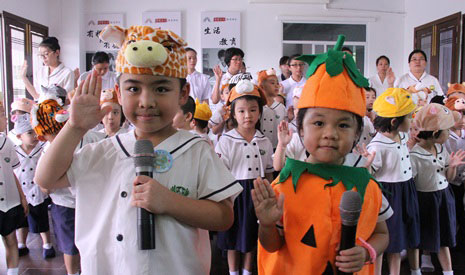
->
[369,55,395,95]
[21,37,74,100]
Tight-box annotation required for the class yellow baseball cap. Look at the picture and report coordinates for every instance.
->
[193,99,212,121]
[373,88,416,118]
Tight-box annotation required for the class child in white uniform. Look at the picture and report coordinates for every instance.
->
[0,102,28,275]
[410,103,464,275]
[172,96,195,131]
[13,114,55,259]
[215,79,274,275]
[192,100,214,146]
[35,25,242,275]
[99,89,128,138]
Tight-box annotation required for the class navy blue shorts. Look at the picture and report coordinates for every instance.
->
[0,205,26,237]
[50,203,79,255]
[19,198,51,233]
[417,187,456,252]
[382,179,420,253]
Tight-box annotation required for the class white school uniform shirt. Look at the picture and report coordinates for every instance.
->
[98,127,129,138]
[281,76,306,108]
[216,129,274,180]
[284,132,307,162]
[444,129,465,186]
[78,70,117,91]
[14,142,47,206]
[0,134,21,212]
[367,132,413,182]
[34,63,74,94]
[67,130,242,275]
[261,101,287,149]
[410,144,450,192]
[369,74,392,95]
[43,130,105,209]
[394,71,444,102]
[187,71,213,102]
[344,117,376,168]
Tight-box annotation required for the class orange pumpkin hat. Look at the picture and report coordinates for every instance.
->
[296,35,369,117]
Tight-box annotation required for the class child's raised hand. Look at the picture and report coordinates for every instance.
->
[69,70,112,132]
[387,67,396,86]
[252,177,284,227]
[354,143,376,169]
[449,149,465,168]
[131,175,172,214]
[277,120,292,147]
[335,245,367,273]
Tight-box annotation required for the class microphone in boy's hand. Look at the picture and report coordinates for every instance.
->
[337,190,362,275]
[134,140,156,250]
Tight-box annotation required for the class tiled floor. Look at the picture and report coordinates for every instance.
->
[0,232,463,274]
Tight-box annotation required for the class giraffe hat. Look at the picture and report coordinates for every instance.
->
[99,25,188,78]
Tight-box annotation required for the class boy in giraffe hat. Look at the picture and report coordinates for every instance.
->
[35,25,242,274]
[252,35,387,275]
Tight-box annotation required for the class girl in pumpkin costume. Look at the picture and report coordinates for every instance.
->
[252,35,388,274]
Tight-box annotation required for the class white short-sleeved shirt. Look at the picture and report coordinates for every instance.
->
[78,70,117,91]
[98,127,129,138]
[369,74,392,95]
[216,129,274,180]
[410,143,450,192]
[67,130,242,275]
[367,132,413,182]
[281,76,306,108]
[14,142,47,206]
[261,101,287,149]
[444,130,465,186]
[44,130,105,208]
[0,134,21,212]
[345,117,376,168]
[284,132,307,162]
[34,63,74,94]
[187,71,213,102]
[395,71,444,102]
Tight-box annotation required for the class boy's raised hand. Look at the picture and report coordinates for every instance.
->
[277,120,293,147]
[252,177,284,227]
[69,70,112,132]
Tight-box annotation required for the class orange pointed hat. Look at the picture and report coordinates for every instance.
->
[296,35,369,117]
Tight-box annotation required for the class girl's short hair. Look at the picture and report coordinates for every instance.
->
[416,130,442,140]
[40,37,60,52]
[230,95,263,130]
[373,115,406,132]
[365,87,377,97]
[296,108,364,137]
[224,47,244,67]
[376,55,390,66]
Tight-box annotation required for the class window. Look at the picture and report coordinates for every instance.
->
[282,23,367,74]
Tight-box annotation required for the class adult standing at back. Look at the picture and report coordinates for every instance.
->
[185,48,212,104]
[21,37,74,101]
[281,54,306,108]
[278,56,290,82]
[211,47,244,104]
[395,49,443,102]
[369,55,396,95]
[77,51,116,91]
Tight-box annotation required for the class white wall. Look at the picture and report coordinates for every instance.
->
[403,0,465,75]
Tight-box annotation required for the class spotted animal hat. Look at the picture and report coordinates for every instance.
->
[99,25,187,78]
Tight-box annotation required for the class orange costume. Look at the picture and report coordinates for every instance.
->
[257,35,383,275]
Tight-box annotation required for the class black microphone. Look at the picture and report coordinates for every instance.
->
[134,140,156,250]
[337,190,362,275]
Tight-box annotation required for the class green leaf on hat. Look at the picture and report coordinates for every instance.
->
[296,34,369,88]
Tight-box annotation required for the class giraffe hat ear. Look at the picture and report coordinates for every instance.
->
[99,25,126,48]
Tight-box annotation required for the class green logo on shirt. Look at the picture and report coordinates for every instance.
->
[4,157,10,163]
[170,185,190,197]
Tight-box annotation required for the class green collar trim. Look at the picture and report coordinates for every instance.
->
[278,158,380,203]
[296,35,369,88]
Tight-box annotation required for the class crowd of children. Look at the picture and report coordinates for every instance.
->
[0,24,464,275]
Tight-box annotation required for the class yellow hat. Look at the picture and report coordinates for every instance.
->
[373,88,416,118]
[193,99,212,121]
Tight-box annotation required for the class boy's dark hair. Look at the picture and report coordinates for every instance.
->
[194,118,208,129]
[279,56,290,66]
[185,47,197,54]
[181,96,196,121]
[373,115,406,132]
[40,37,60,51]
[365,87,377,97]
[408,49,427,63]
[230,95,263,130]
[430,95,445,105]
[376,55,390,66]
[296,108,364,137]
[276,94,286,106]
[92,52,110,65]
[288,54,302,65]
[341,46,353,55]
[417,130,442,140]
[224,47,244,67]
